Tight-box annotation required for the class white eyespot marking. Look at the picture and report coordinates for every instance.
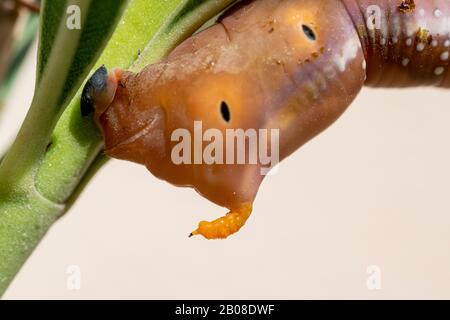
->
[402,58,410,67]
[441,51,449,61]
[419,9,426,16]
[445,40,450,47]
[416,43,426,52]
[406,38,413,46]
[380,38,387,46]
[434,66,445,76]
[392,37,399,44]
[434,9,442,18]
[334,38,359,72]
[432,39,439,47]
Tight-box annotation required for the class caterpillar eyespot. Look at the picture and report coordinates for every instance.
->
[220,101,231,122]
[83,0,450,240]
[301,24,316,41]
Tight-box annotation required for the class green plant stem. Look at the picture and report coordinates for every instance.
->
[0,188,63,292]
[0,0,130,295]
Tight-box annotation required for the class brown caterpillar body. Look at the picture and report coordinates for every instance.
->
[82,0,450,239]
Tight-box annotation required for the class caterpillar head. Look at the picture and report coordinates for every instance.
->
[84,0,366,212]
[81,65,122,120]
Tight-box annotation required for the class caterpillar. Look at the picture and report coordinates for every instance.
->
[81,0,450,239]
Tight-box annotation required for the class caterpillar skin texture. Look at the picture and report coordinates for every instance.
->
[83,0,450,240]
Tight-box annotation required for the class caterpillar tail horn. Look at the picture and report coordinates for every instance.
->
[190,203,253,240]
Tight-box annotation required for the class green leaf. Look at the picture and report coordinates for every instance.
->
[36,0,67,84]
[0,0,129,295]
